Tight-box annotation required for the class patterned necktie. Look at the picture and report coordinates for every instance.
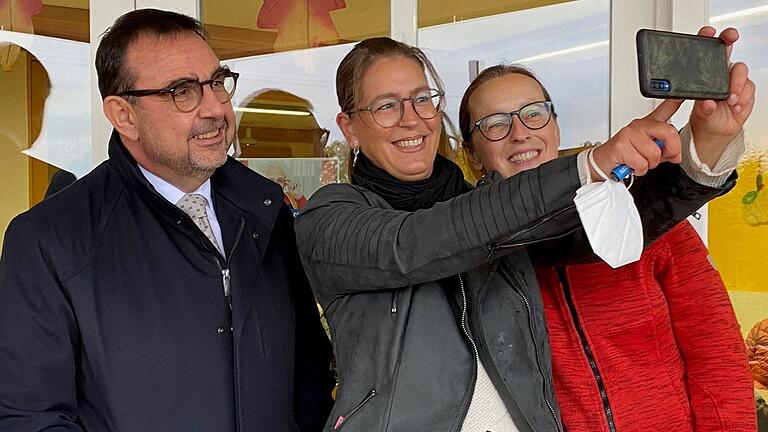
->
[177,193,221,253]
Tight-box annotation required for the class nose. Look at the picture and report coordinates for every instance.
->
[398,100,420,127]
[196,85,229,119]
[508,114,530,143]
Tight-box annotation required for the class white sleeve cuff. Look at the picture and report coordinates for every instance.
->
[680,123,745,187]
[576,149,591,186]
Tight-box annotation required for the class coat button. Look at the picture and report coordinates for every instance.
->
[217,327,225,334]
[252,232,259,240]
[263,198,272,207]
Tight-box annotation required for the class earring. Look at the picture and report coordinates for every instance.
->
[352,146,360,167]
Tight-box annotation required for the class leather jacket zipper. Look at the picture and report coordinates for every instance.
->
[557,267,616,432]
[500,266,562,432]
[486,205,576,254]
[335,388,377,431]
[454,273,479,432]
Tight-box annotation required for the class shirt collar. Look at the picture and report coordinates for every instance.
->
[138,165,214,208]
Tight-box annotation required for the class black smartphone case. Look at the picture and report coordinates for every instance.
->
[636,29,729,100]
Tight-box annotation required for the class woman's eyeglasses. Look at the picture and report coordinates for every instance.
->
[471,100,554,142]
[347,88,444,128]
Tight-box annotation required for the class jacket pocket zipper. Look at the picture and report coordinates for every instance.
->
[390,291,399,314]
[335,388,377,431]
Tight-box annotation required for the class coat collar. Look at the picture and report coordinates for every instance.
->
[107,129,284,241]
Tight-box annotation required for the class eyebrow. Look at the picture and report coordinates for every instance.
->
[367,85,431,102]
[160,66,229,89]
[477,100,550,121]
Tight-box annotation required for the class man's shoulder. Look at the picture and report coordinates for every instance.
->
[28,162,117,218]
[10,162,123,250]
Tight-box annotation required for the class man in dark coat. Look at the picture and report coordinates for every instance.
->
[0,9,334,432]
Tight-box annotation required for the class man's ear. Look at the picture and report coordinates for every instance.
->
[103,96,139,141]
[336,112,358,145]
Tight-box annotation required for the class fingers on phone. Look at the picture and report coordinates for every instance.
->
[647,98,684,122]
[697,26,716,37]
[728,62,750,104]
[736,79,756,118]
[719,27,739,44]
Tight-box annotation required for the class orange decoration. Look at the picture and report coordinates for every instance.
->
[257,0,346,51]
[0,0,43,71]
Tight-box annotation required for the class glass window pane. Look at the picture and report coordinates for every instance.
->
[34,1,89,42]
[203,1,391,202]
[227,42,356,187]
[202,0,389,58]
[418,0,573,27]
[419,0,610,161]
[1,1,89,242]
[707,0,768,352]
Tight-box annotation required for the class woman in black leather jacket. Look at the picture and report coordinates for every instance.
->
[294,37,738,432]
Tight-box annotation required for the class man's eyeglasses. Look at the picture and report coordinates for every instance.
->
[471,100,555,142]
[347,88,444,128]
[117,68,240,113]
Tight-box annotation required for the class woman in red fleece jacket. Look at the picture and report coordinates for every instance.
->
[457,51,755,430]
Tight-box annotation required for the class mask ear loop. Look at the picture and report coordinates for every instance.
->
[586,146,635,189]
[586,147,611,181]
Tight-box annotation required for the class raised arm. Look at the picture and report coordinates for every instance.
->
[688,26,755,172]
[295,155,582,300]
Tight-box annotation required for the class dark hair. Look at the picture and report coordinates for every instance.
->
[95,8,208,99]
[335,37,445,113]
[458,64,556,150]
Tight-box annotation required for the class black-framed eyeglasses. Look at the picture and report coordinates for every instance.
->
[117,67,240,113]
[471,100,555,142]
[347,88,445,128]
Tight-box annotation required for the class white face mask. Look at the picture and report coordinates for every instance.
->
[573,148,643,268]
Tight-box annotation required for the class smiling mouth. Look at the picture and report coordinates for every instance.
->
[393,137,424,150]
[191,129,221,140]
[510,150,540,163]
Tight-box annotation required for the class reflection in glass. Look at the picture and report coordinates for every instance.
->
[202,0,389,58]
[707,0,768,313]
[418,0,572,27]
[419,0,610,150]
[237,89,328,158]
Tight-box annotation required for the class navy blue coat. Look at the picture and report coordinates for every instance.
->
[0,131,335,431]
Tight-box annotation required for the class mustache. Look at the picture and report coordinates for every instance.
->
[189,119,228,138]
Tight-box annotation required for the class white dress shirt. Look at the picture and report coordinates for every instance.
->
[138,165,225,256]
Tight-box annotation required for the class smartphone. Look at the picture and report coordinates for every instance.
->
[636,29,729,100]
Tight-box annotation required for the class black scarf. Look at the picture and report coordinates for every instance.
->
[351,151,471,211]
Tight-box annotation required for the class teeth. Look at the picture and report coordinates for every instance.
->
[193,129,219,140]
[395,138,422,148]
[510,150,539,163]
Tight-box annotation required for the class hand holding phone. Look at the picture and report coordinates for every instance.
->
[636,29,729,100]
[688,26,755,169]
[636,26,755,170]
